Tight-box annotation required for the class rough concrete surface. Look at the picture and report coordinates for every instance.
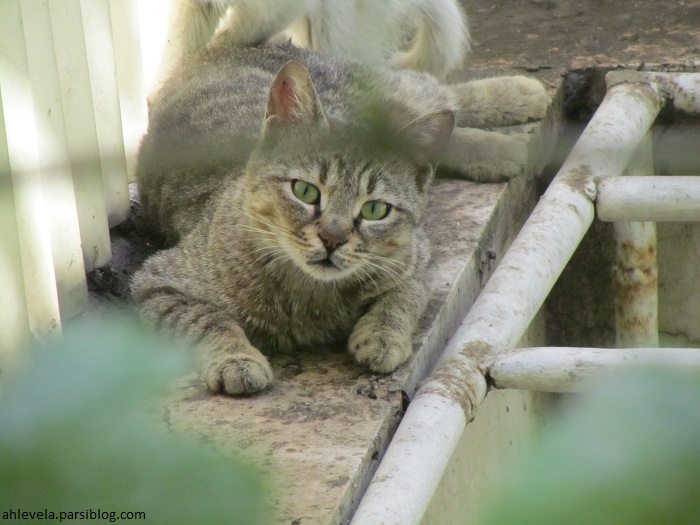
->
[85,1,699,524]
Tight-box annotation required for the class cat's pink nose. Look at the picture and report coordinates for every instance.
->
[319,217,351,252]
[319,231,346,251]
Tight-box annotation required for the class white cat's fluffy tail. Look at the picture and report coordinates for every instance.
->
[392,0,470,79]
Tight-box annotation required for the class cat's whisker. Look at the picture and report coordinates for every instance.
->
[245,243,287,258]
[364,260,404,288]
[357,265,381,295]
[367,252,409,272]
[249,246,291,268]
[233,224,277,236]
[365,252,409,277]
[353,273,365,295]
[241,209,299,240]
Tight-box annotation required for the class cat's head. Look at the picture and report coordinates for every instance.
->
[241,60,454,282]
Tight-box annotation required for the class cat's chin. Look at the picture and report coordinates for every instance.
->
[303,259,356,282]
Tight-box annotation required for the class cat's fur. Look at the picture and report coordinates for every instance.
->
[148,0,468,104]
[132,42,547,395]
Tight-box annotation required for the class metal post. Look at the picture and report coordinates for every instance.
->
[612,133,659,348]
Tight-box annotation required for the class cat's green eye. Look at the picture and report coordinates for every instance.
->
[360,200,390,221]
[292,180,320,205]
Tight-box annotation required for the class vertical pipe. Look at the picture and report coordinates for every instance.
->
[49,0,112,272]
[113,0,149,183]
[0,97,31,379]
[81,0,131,227]
[21,0,89,321]
[0,0,62,340]
[612,133,659,347]
[350,82,662,525]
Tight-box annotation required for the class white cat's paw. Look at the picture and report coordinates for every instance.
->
[453,77,548,128]
[349,319,413,374]
[203,352,273,395]
[503,76,548,124]
[444,128,529,182]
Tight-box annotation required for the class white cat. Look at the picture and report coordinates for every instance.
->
[149,0,469,104]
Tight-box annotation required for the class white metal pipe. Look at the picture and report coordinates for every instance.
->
[351,81,662,525]
[21,0,89,321]
[0,134,31,378]
[607,71,700,115]
[612,133,659,348]
[81,0,131,227]
[111,0,148,184]
[49,0,112,272]
[597,176,700,222]
[0,0,62,340]
[488,346,700,392]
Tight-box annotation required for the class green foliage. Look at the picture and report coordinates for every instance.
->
[478,367,700,525]
[0,317,267,524]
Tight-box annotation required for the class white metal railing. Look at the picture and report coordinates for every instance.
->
[350,72,700,525]
[0,0,151,372]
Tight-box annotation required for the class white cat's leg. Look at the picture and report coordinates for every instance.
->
[447,76,548,128]
[148,0,225,107]
[391,0,469,78]
[441,127,530,182]
[212,0,310,46]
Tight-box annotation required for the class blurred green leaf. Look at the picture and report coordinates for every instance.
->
[0,316,267,525]
[478,367,700,525]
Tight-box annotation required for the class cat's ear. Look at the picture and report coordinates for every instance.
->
[263,60,327,133]
[398,110,455,168]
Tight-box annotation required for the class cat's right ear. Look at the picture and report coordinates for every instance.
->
[262,60,328,136]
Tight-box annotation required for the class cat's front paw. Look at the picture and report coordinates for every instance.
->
[349,319,413,374]
[203,352,273,395]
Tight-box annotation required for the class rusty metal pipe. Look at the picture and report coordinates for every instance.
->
[612,133,659,348]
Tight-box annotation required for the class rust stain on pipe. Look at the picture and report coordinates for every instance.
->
[415,341,490,420]
[613,226,659,347]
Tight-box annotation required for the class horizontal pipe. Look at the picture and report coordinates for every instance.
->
[597,176,700,222]
[351,81,662,525]
[488,346,700,392]
[607,71,700,115]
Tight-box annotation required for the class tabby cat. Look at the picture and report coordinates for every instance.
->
[132,42,546,395]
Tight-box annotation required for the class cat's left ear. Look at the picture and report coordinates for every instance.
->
[263,60,328,134]
[398,110,455,168]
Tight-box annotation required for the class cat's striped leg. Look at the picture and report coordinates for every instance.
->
[348,241,431,374]
[131,255,273,395]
